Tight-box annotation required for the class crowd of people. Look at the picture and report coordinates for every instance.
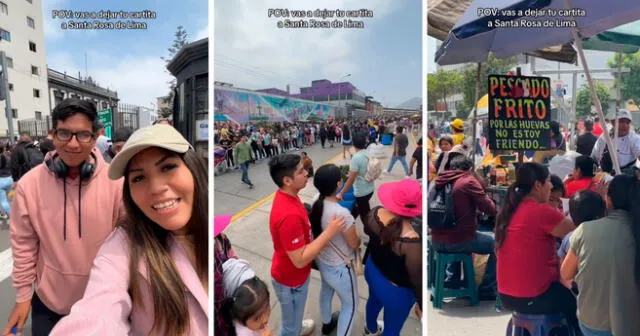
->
[215,117,424,336]
[427,111,640,335]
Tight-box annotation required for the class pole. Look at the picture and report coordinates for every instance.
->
[0,52,14,140]
[472,63,481,161]
[571,72,577,119]
[570,24,621,174]
[614,50,622,158]
[517,67,524,164]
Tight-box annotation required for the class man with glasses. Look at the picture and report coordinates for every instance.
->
[3,98,124,336]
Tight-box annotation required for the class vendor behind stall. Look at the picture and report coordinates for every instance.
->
[590,109,640,175]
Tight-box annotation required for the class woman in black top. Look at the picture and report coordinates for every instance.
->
[363,179,422,336]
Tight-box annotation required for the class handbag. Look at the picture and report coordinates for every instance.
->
[327,242,364,276]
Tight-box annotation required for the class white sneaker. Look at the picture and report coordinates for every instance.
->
[363,321,384,336]
[300,319,316,336]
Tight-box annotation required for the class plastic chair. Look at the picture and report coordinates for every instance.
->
[432,250,479,309]
[505,312,575,336]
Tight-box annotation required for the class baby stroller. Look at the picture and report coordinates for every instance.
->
[214,147,229,175]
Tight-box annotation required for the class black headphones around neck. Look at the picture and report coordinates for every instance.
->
[45,152,97,181]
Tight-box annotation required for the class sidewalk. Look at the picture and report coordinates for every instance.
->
[223,135,422,335]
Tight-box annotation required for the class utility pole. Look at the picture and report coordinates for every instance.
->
[0,51,14,141]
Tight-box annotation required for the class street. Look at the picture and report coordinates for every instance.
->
[0,220,31,334]
[215,135,423,335]
[426,297,511,335]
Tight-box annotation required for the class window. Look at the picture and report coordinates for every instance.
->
[0,2,7,15]
[6,57,13,68]
[31,66,38,75]
[101,102,108,109]
[0,28,9,41]
[33,89,40,98]
[11,109,17,119]
[8,83,13,91]
[35,111,42,120]
[27,17,34,29]
[29,41,36,52]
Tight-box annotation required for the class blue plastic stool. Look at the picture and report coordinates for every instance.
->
[432,250,478,309]
[506,312,575,336]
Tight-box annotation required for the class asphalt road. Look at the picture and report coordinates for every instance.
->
[214,141,346,217]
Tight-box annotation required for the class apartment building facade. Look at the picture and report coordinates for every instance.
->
[0,0,49,139]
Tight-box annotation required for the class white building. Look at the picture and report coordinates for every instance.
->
[0,0,49,138]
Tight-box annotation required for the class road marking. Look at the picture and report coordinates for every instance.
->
[229,150,344,223]
[0,248,12,282]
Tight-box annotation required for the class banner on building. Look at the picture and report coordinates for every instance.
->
[214,87,335,124]
[488,75,551,151]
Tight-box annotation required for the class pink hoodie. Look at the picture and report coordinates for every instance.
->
[50,229,209,335]
[10,148,124,314]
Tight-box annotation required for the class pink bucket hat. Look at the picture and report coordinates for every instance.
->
[377,179,422,218]
[214,215,233,237]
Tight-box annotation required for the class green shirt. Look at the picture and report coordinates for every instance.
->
[235,142,253,164]
[570,210,640,334]
[350,150,375,197]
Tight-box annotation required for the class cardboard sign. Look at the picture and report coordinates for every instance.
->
[488,75,551,151]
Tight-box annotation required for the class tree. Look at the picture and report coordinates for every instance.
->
[428,69,462,112]
[575,83,611,119]
[608,52,640,106]
[159,26,188,118]
[459,54,518,111]
[427,74,438,110]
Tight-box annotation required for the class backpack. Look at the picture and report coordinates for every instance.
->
[23,144,45,173]
[427,183,457,229]
[363,153,382,182]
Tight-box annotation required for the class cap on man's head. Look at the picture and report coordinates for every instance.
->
[613,109,633,122]
[108,124,192,180]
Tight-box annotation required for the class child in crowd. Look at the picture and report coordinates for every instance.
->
[302,152,314,177]
[223,259,272,336]
[557,190,606,262]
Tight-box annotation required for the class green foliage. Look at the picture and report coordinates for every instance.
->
[159,26,189,118]
[608,52,640,105]
[575,83,611,119]
[339,165,350,182]
[428,69,462,110]
[459,54,518,110]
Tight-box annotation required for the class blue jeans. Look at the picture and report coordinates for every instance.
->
[580,322,612,336]
[317,260,359,336]
[272,277,310,336]
[364,258,415,336]
[431,231,497,295]
[0,176,12,215]
[387,156,409,175]
[239,163,251,185]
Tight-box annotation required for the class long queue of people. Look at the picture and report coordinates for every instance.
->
[428,113,640,336]
[215,129,423,336]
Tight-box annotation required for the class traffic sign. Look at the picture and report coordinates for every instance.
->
[98,109,113,138]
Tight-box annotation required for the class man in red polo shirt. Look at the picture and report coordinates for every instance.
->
[268,154,345,336]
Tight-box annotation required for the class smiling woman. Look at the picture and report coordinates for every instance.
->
[49,124,209,336]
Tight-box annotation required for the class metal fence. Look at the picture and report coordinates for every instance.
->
[17,103,141,139]
[115,103,141,130]
[17,116,53,138]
